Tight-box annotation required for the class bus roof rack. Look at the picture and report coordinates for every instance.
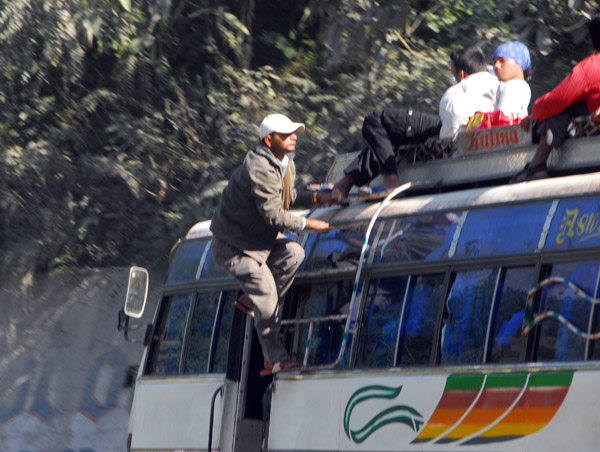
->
[326,123,600,198]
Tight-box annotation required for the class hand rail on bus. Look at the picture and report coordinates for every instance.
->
[208,384,224,452]
[283,183,412,371]
[522,276,600,340]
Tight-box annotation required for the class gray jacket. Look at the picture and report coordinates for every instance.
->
[210,142,314,264]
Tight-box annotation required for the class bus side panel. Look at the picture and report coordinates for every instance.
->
[130,378,226,450]
[269,374,445,451]
[268,370,600,451]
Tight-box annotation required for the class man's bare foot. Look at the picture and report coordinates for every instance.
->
[383,173,401,190]
[331,174,355,201]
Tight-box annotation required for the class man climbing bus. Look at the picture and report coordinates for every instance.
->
[210,113,332,375]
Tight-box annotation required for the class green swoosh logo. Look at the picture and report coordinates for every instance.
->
[343,384,424,443]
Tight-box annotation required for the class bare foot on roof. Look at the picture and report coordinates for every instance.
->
[331,174,355,201]
[383,173,402,190]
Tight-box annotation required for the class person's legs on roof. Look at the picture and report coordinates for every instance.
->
[333,108,442,199]
[511,101,588,183]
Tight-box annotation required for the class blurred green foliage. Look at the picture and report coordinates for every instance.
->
[0,0,597,278]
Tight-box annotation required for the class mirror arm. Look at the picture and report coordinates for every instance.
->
[118,309,151,344]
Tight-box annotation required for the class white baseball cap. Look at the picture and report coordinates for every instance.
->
[259,114,305,139]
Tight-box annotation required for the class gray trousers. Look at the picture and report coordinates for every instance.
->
[211,235,305,364]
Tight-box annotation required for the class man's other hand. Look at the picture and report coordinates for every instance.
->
[305,218,330,232]
[519,116,534,132]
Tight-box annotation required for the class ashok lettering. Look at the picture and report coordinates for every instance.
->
[464,128,520,152]
[556,208,600,245]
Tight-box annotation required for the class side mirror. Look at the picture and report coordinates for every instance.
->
[124,266,149,318]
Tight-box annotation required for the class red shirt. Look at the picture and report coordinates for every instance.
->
[532,53,600,122]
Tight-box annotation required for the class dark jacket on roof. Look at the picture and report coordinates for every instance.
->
[210,142,314,264]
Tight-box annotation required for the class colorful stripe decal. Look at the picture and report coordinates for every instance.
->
[412,372,573,445]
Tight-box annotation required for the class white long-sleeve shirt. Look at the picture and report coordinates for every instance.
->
[495,79,531,118]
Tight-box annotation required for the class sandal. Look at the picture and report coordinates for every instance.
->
[260,359,300,377]
[509,162,548,184]
[234,295,254,317]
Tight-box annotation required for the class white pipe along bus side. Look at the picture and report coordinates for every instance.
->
[119,122,600,452]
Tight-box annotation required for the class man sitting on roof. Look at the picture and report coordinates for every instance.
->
[465,41,532,130]
[492,41,532,120]
[332,46,505,200]
[510,15,600,183]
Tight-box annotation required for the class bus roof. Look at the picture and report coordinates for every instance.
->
[186,128,600,239]
[186,170,600,239]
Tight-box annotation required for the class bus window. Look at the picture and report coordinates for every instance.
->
[397,274,445,366]
[536,261,600,362]
[455,202,551,258]
[211,291,236,372]
[302,225,366,271]
[200,243,230,280]
[148,290,237,376]
[355,276,409,368]
[152,293,194,375]
[183,290,236,374]
[372,214,459,264]
[441,268,499,364]
[489,267,535,363]
[293,281,352,367]
[166,240,208,284]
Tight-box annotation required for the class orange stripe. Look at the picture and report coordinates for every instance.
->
[497,405,562,424]
[416,411,464,439]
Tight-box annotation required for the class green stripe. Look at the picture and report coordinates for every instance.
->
[444,374,484,391]
[484,373,527,389]
[444,372,573,392]
[528,371,573,387]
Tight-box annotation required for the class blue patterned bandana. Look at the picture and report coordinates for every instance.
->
[493,41,531,71]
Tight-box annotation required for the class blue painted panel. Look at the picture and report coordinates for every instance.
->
[455,202,551,257]
[546,196,600,250]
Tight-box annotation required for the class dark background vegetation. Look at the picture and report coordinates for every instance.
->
[0,0,597,281]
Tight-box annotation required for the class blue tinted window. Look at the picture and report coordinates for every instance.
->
[166,241,207,283]
[489,267,534,363]
[537,261,599,362]
[302,225,366,271]
[294,282,352,367]
[153,293,193,374]
[212,291,237,373]
[183,291,221,374]
[398,274,445,365]
[546,197,600,250]
[200,243,231,280]
[356,276,409,368]
[183,290,237,374]
[152,290,236,376]
[372,214,459,264]
[455,203,551,257]
[441,269,498,364]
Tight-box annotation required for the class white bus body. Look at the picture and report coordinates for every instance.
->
[121,129,600,452]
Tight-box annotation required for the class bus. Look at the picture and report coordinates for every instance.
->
[120,122,600,452]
